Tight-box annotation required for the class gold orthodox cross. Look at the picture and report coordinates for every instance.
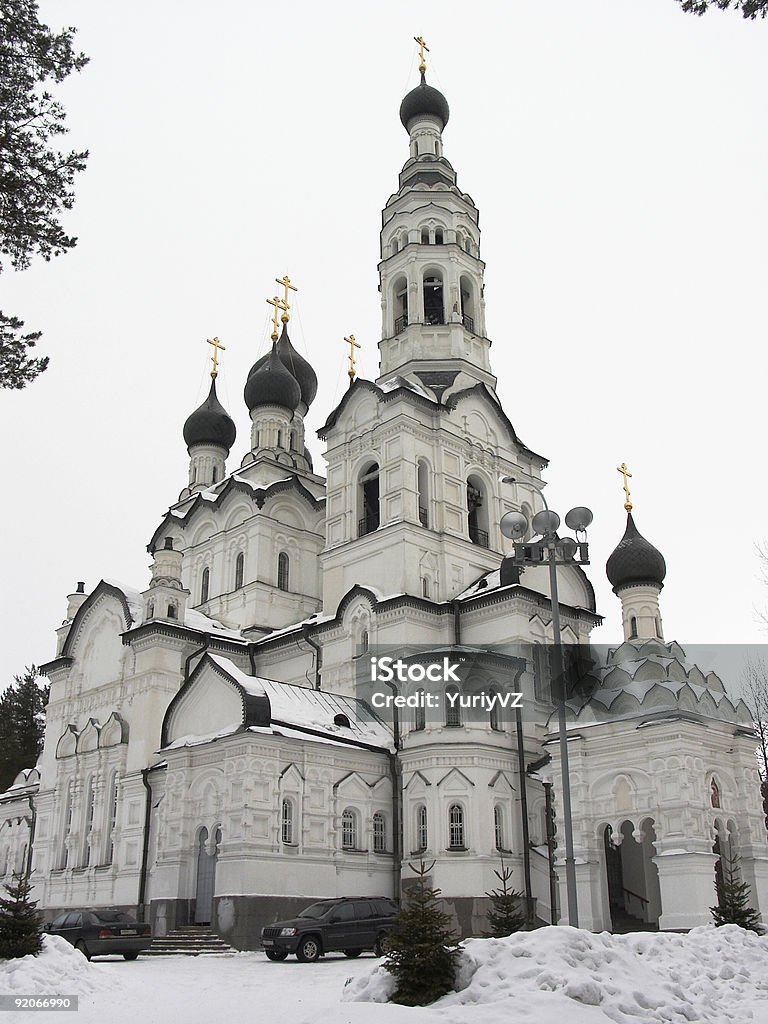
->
[414,35,429,73]
[206,336,225,379]
[275,274,297,323]
[617,462,633,512]
[345,334,361,382]
[266,295,287,341]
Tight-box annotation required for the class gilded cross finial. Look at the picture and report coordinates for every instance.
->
[275,274,298,323]
[206,336,226,379]
[617,462,633,513]
[345,334,361,383]
[266,295,287,342]
[414,35,429,74]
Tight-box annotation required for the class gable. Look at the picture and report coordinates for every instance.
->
[164,669,245,746]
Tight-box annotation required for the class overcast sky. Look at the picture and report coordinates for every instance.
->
[1,0,767,688]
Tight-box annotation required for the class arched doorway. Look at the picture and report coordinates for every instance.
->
[194,826,220,925]
[603,820,660,932]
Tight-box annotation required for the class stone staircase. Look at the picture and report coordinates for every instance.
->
[143,925,236,956]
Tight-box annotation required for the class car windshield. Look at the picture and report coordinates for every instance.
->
[297,901,337,919]
[93,911,135,924]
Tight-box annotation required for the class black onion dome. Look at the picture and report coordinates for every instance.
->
[399,72,450,131]
[246,325,317,409]
[244,342,301,413]
[606,513,667,592]
[183,378,236,452]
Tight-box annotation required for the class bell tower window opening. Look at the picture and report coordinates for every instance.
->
[200,567,210,604]
[629,615,638,639]
[423,271,445,326]
[467,475,489,548]
[417,459,430,527]
[358,462,380,537]
[391,236,399,255]
[393,275,408,333]
[460,275,475,333]
[277,552,290,591]
[234,552,244,590]
[435,227,444,245]
[420,226,430,245]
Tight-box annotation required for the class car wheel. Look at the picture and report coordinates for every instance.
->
[296,936,321,962]
[123,952,139,961]
[265,949,288,961]
[75,940,91,961]
[373,934,388,957]
[343,949,362,958]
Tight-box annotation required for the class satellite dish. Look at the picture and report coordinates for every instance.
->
[565,506,593,532]
[500,510,529,540]
[531,509,560,536]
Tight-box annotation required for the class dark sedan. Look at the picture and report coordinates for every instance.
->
[46,909,152,960]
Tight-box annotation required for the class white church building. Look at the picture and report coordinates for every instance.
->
[2,52,766,949]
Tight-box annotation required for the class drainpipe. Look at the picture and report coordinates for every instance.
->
[138,766,153,917]
[452,600,462,646]
[25,794,36,880]
[379,680,402,899]
[184,638,209,682]
[301,625,322,690]
[514,706,533,926]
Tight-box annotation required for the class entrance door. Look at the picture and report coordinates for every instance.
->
[194,826,219,925]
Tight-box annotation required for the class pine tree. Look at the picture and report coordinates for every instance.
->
[485,858,526,937]
[0,873,43,959]
[0,667,49,793]
[384,859,460,1006]
[710,846,761,932]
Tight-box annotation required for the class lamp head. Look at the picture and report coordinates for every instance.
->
[565,506,593,533]
[500,510,529,540]
[531,509,560,537]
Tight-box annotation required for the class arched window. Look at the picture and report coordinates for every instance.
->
[82,778,95,867]
[489,688,502,731]
[414,690,426,731]
[445,685,461,727]
[200,567,210,604]
[656,616,662,637]
[167,602,177,619]
[629,615,638,639]
[234,552,244,590]
[373,812,386,853]
[448,804,465,849]
[277,430,283,449]
[494,805,504,851]
[435,227,444,245]
[358,462,380,536]
[711,777,722,809]
[61,779,74,869]
[467,475,489,547]
[106,772,118,865]
[423,270,444,325]
[277,552,289,591]
[421,576,430,599]
[417,805,428,851]
[359,629,369,654]
[420,226,430,245]
[417,459,430,528]
[391,236,399,255]
[147,602,154,620]
[281,798,294,844]
[212,466,218,484]
[460,275,475,332]
[341,808,358,850]
[393,274,408,333]
[457,231,465,250]
[465,237,473,255]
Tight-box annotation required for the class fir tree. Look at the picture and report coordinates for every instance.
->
[0,667,48,793]
[711,846,761,932]
[384,859,460,1006]
[485,858,526,937]
[0,873,43,959]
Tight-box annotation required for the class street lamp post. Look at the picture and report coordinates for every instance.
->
[500,497,592,929]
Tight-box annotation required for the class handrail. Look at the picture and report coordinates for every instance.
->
[623,886,649,906]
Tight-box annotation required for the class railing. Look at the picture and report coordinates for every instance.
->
[418,506,428,528]
[358,516,379,538]
[394,314,408,333]
[462,313,474,332]
[623,887,649,907]
[469,526,489,548]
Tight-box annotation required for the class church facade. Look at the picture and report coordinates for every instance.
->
[2,53,766,949]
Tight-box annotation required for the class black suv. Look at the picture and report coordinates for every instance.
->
[261,896,398,962]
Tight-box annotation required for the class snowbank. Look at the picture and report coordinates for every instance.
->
[0,935,122,997]
[344,925,768,1023]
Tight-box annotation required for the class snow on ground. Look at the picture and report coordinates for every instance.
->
[2,926,768,1024]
